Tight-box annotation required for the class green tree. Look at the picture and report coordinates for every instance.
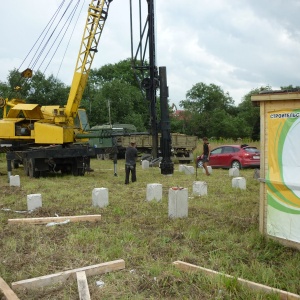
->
[26,71,69,106]
[0,69,68,106]
[237,86,271,140]
[179,83,235,137]
[3,69,32,99]
[90,58,141,89]
[180,82,235,114]
[280,84,300,90]
[84,78,148,131]
[0,79,14,99]
[169,115,185,133]
[86,60,149,130]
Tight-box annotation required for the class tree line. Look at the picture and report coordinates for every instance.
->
[1,58,297,140]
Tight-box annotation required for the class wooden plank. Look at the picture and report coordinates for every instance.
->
[8,215,101,225]
[173,261,300,300]
[76,271,91,300]
[252,93,300,102]
[0,276,20,300]
[12,259,125,291]
[259,102,266,234]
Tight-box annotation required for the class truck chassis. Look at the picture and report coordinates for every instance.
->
[5,144,111,178]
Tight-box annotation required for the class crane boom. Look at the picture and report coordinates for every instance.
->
[65,0,112,120]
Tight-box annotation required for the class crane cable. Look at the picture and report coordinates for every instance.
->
[55,0,86,80]
[41,0,82,77]
[16,0,84,87]
[18,0,66,73]
[33,0,77,72]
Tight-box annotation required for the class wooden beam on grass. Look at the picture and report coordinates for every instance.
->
[0,276,20,300]
[12,259,125,291]
[8,215,101,225]
[173,261,300,300]
[76,271,91,300]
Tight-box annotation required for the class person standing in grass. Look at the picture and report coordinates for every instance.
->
[125,141,138,184]
[202,137,211,176]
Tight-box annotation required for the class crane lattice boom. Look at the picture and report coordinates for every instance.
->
[65,0,112,120]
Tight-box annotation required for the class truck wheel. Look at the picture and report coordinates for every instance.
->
[71,158,86,176]
[61,165,72,175]
[28,158,40,178]
[23,159,29,176]
[72,167,85,176]
[72,165,79,176]
[78,168,85,176]
[13,160,19,169]
[72,160,84,176]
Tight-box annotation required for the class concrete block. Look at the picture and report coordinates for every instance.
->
[178,165,185,172]
[232,177,246,190]
[192,181,207,196]
[229,167,239,177]
[183,165,195,175]
[10,175,20,187]
[168,187,188,218]
[92,188,109,208]
[27,194,42,210]
[146,183,162,201]
[142,160,150,169]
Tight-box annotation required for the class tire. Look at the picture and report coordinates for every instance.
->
[231,160,241,169]
[61,165,72,175]
[28,158,40,178]
[13,160,19,169]
[197,160,203,168]
[72,158,85,176]
[23,158,29,176]
[78,168,85,176]
[72,164,79,176]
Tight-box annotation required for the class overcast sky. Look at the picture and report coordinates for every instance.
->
[1,0,300,107]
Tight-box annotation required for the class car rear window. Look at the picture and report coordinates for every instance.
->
[244,147,259,153]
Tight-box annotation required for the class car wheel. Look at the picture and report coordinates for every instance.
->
[197,160,203,168]
[231,160,241,169]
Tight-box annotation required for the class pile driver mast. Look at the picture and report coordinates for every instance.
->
[130,0,174,175]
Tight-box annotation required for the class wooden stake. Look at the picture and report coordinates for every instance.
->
[12,259,125,291]
[76,271,91,300]
[8,215,101,225]
[173,261,300,299]
[0,276,20,300]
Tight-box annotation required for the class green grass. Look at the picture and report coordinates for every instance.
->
[1,141,300,299]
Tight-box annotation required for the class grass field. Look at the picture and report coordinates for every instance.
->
[1,140,300,299]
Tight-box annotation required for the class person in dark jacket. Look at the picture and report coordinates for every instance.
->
[202,137,211,176]
[125,141,138,184]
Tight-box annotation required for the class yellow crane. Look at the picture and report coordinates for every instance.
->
[0,0,113,177]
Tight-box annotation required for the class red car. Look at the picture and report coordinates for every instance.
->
[196,144,260,169]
